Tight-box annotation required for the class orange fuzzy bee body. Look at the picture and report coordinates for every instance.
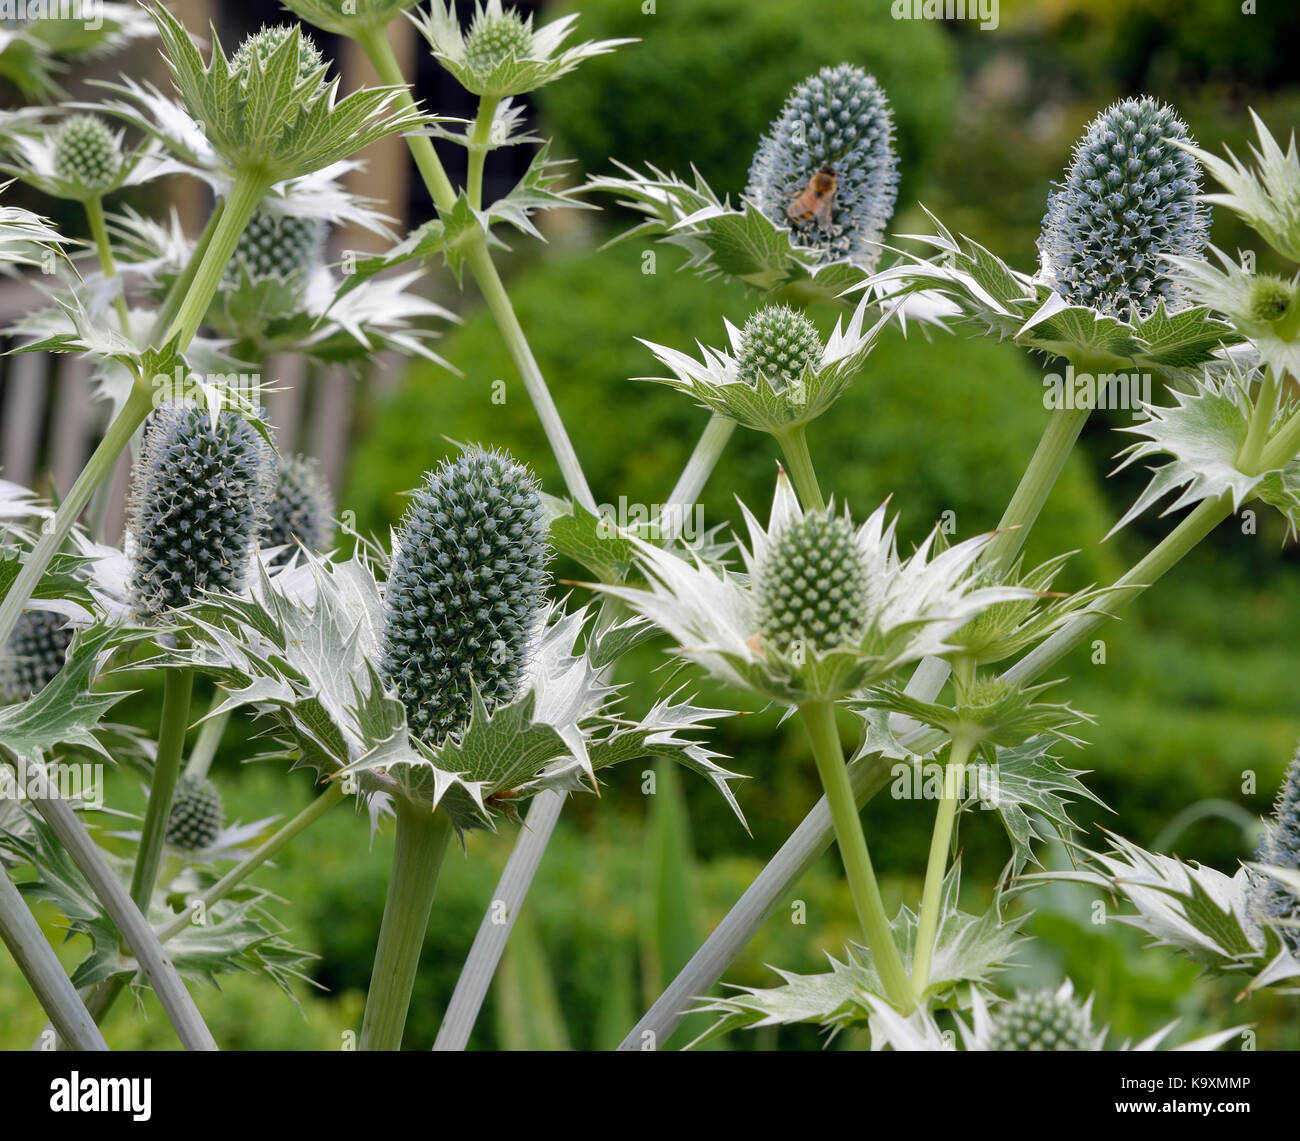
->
[787,166,838,229]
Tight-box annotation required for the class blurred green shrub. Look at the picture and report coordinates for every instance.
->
[536,0,959,204]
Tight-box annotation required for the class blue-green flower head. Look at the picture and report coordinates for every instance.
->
[746,64,900,269]
[261,452,336,563]
[986,988,1098,1051]
[226,209,326,286]
[1,610,73,700]
[52,114,123,195]
[381,448,551,747]
[1249,743,1300,956]
[1038,96,1209,322]
[166,774,224,851]
[127,403,277,618]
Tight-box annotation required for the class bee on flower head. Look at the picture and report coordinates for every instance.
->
[787,165,838,229]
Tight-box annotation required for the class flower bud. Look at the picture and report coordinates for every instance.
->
[0,610,73,700]
[737,305,824,395]
[230,24,325,86]
[127,404,277,617]
[986,989,1096,1051]
[1038,97,1208,321]
[746,64,899,269]
[381,449,550,746]
[227,209,326,285]
[463,8,533,74]
[261,452,335,563]
[756,511,869,656]
[165,773,224,851]
[1249,744,1300,956]
[52,114,123,194]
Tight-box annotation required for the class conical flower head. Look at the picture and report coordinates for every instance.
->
[1249,743,1300,956]
[986,989,1097,1051]
[52,114,122,194]
[227,209,326,285]
[231,24,326,87]
[1,610,73,700]
[756,510,870,656]
[381,448,550,747]
[165,774,224,851]
[127,404,277,618]
[463,6,533,74]
[261,453,335,563]
[746,65,899,269]
[1038,97,1209,322]
[738,305,824,395]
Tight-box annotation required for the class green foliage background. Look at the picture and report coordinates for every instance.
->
[4,0,1300,1049]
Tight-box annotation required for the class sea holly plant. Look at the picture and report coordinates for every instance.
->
[3,1,1300,1058]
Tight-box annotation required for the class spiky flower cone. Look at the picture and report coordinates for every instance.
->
[464,8,533,73]
[746,65,899,269]
[381,449,550,746]
[127,404,277,617]
[165,774,224,851]
[1249,744,1300,956]
[738,305,824,395]
[756,511,869,656]
[986,990,1097,1051]
[227,209,326,285]
[1038,97,1208,322]
[231,24,325,85]
[53,114,122,194]
[1,610,73,700]
[261,453,335,562]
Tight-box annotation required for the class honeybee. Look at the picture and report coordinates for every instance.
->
[787,165,838,229]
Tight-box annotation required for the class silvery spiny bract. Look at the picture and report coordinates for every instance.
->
[127,404,277,618]
[262,453,336,563]
[737,305,824,395]
[1038,96,1208,322]
[756,510,869,655]
[381,448,550,746]
[746,64,899,269]
[985,988,1100,1051]
[1249,744,1300,956]
[165,774,224,852]
[51,114,123,196]
[0,609,73,700]
[226,209,326,286]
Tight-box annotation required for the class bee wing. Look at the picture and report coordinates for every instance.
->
[812,194,834,229]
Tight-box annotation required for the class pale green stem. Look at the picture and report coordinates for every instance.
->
[799,700,911,1010]
[31,793,217,1050]
[775,425,824,511]
[83,194,131,337]
[911,731,974,998]
[981,403,1092,571]
[466,95,501,210]
[1239,368,1280,476]
[165,171,271,349]
[128,667,195,909]
[360,800,455,1050]
[184,693,230,781]
[657,412,736,544]
[0,380,153,650]
[0,864,108,1050]
[356,26,598,514]
[149,199,225,347]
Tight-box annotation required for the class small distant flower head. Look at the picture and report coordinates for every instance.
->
[165,774,224,851]
[1248,743,1300,957]
[984,987,1103,1051]
[226,208,327,286]
[230,24,326,87]
[261,453,336,563]
[52,114,123,195]
[0,610,73,700]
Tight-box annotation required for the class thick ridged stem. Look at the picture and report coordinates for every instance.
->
[31,793,217,1050]
[127,667,195,909]
[466,95,500,210]
[800,700,911,1010]
[356,26,597,514]
[360,800,454,1050]
[775,426,824,511]
[149,199,225,347]
[165,170,272,348]
[0,866,108,1051]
